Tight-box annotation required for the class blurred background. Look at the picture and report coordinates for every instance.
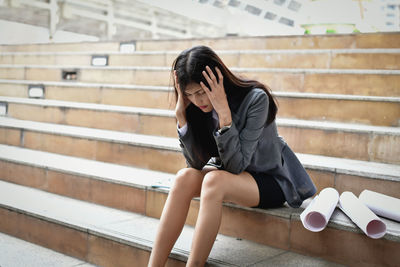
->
[0,0,399,44]
[0,1,399,267]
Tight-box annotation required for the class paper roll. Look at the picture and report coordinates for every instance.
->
[339,191,386,239]
[359,190,400,222]
[300,187,339,232]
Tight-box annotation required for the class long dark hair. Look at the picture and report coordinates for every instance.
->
[172,45,278,125]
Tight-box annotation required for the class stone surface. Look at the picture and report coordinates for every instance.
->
[0,232,97,267]
[0,180,351,267]
[250,251,346,267]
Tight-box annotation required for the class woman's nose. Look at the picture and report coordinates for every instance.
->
[193,94,202,104]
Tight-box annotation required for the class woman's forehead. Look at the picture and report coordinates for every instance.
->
[185,83,202,93]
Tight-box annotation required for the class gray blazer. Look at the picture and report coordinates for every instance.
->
[179,88,317,208]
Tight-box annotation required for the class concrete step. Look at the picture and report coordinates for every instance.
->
[0,115,399,199]
[1,100,399,164]
[1,65,399,96]
[1,96,177,137]
[0,232,97,267]
[0,79,173,109]
[134,33,400,51]
[2,80,400,111]
[2,49,400,70]
[0,170,398,266]
[0,116,185,174]
[1,33,399,54]
[2,86,399,126]
[0,143,399,212]
[0,179,350,267]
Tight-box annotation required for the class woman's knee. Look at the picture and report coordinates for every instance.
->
[201,170,227,201]
[171,168,203,197]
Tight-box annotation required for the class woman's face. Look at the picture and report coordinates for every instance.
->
[184,82,213,113]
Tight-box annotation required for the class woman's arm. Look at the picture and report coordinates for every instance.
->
[178,124,211,170]
[214,90,269,174]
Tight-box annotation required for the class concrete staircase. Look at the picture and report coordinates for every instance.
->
[0,33,399,266]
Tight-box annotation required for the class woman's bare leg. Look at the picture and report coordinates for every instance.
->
[186,170,260,267]
[148,167,215,267]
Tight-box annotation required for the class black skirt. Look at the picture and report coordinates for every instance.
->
[248,171,286,209]
[206,157,286,209]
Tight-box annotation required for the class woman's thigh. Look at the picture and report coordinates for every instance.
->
[202,170,260,208]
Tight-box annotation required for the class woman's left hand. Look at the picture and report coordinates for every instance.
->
[200,66,232,128]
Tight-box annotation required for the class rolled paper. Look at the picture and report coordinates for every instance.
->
[300,187,339,232]
[359,190,400,222]
[339,191,386,239]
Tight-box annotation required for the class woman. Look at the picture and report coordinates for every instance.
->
[148,46,316,267]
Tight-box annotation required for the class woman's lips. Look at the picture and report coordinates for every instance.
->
[199,105,208,110]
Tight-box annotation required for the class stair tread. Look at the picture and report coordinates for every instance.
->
[1,48,400,55]
[0,96,176,117]
[2,81,400,102]
[2,64,400,74]
[0,117,399,180]
[0,116,180,151]
[0,232,97,267]
[0,144,174,188]
[0,78,171,91]
[2,97,399,134]
[0,143,399,243]
[0,180,346,266]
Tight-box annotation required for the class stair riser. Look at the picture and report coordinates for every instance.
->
[6,104,177,137]
[0,128,185,173]
[239,53,400,70]
[147,188,399,267]
[2,53,399,70]
[1,33,399,53]
[0,208,185,267]
[135,33,400,51]
[0,84,174,109]
[278,98,400,127]
[4,104,399,164]
[2,86,400,127]
[2,67,398,96]
[2,200,399,267]
[2,198,399,267]
[290,220,400,267]
[0,85,400,127]
[280,127,400,165]
[0,161,147,214]
[3,84,400,124]
[1,159,399,218]
[2,159,399,264]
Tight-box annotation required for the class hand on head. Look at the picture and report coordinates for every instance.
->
[200,66,232,128]
[174,70,190,127]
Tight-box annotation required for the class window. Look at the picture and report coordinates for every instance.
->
[228,0,241,7]
[265,11,277,20]
[288,0,301,11]
[274,0,286,6]
[245,4,262,15]
[279,17,294,26]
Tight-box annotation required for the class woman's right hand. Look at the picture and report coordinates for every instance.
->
[174,70,189,127]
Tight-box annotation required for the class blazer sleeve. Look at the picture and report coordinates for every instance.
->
[214,90,269,174]
[178,125,211,170]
